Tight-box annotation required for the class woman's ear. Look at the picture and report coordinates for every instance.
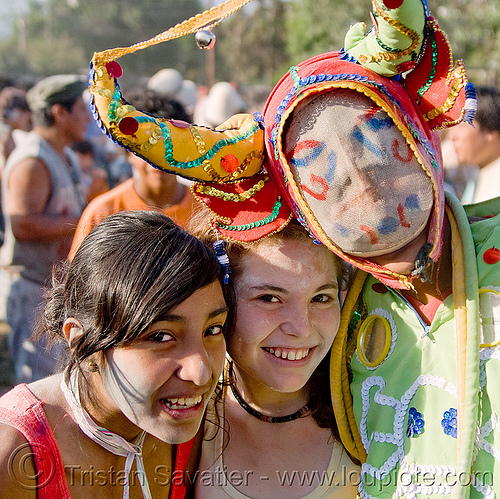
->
[63,318,84,349]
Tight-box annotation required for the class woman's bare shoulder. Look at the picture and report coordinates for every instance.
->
[27,373,64,403]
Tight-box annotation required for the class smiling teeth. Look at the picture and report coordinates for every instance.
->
[164,395,202,409]
[266,348,310,360]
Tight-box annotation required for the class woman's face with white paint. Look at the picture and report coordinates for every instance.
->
[228,237,341,395]
[95,281,228,444]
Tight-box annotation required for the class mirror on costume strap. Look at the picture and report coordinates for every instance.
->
[356,310,395,368]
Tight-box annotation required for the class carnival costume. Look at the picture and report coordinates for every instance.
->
[88,0,500,497]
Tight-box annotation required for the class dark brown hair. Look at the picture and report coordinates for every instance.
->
[124,87,190,122]
[475,85,500,133]
[37,210,234,373]
[0,87,30,120]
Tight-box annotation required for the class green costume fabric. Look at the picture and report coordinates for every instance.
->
[349,193,500,498]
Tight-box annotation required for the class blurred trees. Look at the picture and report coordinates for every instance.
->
[217,0,287,86]
[1,0,500,87]
[283,0,500,85]
[431,0,500,84]
[285,0,367,63]
[0,0,204,84]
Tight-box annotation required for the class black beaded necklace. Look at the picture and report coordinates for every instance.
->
[228,363,311,423]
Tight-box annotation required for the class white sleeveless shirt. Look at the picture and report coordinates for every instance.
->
[195,396,360,498]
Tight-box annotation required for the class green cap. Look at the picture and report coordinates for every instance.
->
[27,74,87,112]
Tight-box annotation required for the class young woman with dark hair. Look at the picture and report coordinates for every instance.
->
[0,210,232,498]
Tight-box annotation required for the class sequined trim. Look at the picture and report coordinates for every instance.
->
[215,197,283,231]
[357,374,458,497]
[416,27,437,99]
[95,80,261,174]
[358,1,421,64]
[423,67,466,122]
[195,177,269,202]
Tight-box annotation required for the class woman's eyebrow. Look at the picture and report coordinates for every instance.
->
[316,283,339,292]
[159,305,229,323]
[249,283,338,293]
[249,285,288,294]
[208,306,229,319]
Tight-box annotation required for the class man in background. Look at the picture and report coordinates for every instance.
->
[0,87,32,247]
[0,75,88,382]
[449,85,500,203]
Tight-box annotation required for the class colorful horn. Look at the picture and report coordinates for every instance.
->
[344,0,476,130]
[89,0,265,184]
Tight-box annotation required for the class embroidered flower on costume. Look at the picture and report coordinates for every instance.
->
[406,407,425,437]
[441,408,458,438]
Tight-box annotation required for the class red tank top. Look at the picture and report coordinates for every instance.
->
[0,384,70,498]
[0,384,194,498]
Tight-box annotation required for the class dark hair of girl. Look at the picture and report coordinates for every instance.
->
[36,210,234,374]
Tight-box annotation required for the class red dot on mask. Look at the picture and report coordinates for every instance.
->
[118,117,139,136]
[221,154,240,173]
[383,0,404,8]
[105,61,123,78]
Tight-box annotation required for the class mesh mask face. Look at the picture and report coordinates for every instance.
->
[283,90,434,257]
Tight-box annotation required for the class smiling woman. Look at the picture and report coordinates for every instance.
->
[191,214,360,498]
[0,210,233,498]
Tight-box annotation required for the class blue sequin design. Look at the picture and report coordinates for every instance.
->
[406,407,425,437]
[441,408,458,438]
